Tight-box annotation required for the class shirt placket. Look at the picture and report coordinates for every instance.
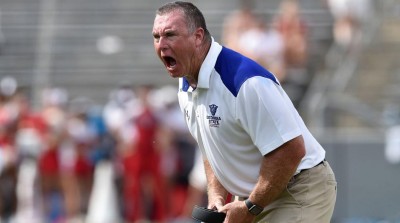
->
[193,90,205,145]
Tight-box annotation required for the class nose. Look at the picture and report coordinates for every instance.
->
[158,36,168,51]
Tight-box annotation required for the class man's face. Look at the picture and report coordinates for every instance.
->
[152,10,198,78]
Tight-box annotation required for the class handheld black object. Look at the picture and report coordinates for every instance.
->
[191,205,226,223]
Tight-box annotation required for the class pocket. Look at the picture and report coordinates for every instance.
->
[326,173,337,193]
[324,163,337,190]
[286,170,311,206]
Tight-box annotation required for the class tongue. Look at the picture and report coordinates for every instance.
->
[170,59,176,67]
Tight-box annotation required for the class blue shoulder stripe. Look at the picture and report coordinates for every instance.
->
[214,47,279,97]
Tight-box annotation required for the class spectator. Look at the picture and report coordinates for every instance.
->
[14,89,47,223]
[0,77,26,222]
[273,0,309,68]
[13,91,62,223]
[121,85,167,223]
[238,16,286,82]
[40,88,68,137]
[103,84,138,219]
[0,98,18,223]
[103,85,137,157]
[153,85,197,220]
[324,0,373,49]
[62,97,97,222]
[221,0,258,54]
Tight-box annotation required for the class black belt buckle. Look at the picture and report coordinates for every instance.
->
[192,205,226,223]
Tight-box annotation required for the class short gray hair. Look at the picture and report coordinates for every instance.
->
[156,1,211,42]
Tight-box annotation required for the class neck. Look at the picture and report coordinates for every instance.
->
[187,40,212,88]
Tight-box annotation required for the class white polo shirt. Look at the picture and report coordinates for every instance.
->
[177,39,325,197]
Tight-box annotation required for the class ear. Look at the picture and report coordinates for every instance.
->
[194,27,205,47]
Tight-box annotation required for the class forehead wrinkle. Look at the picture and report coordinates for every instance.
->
[154,16,175,34]
[155,11,187,31]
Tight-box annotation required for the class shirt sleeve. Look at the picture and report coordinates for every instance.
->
[236,76,302,155]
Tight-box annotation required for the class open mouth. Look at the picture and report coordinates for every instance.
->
[163,56,177,69]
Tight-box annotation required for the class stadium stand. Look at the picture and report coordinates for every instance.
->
[301,0,400,131]
[0,0,333,106]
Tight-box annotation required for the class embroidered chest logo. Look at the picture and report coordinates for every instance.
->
[207,104,221,127]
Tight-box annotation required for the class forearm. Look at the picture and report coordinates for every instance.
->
[249,136,305,207]
[204,158,229,208]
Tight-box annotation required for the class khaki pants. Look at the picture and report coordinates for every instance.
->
[255,161,337,223]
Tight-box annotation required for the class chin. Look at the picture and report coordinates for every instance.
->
[168,72,180,79]
[168,70,184,79]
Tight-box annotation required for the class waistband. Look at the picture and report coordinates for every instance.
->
[298,159,326,174]
[236,159,327,201]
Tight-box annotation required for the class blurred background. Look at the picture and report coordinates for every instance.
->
[0,0,399,222]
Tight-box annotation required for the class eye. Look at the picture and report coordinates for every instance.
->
[165,31,176,38]
[153,33,160,42]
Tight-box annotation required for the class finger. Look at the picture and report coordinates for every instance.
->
[218,203,230,213]
[215,201,224,209]
[208,201,222,210]
[223,212,230,223]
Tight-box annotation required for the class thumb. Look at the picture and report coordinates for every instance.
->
[217,202,230,213]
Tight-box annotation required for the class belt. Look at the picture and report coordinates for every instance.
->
[298,159,325,174]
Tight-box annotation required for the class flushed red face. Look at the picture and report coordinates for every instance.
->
[152,10,199,79]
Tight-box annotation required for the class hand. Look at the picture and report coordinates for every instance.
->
[219,200,255,223]
[207,197,224,210]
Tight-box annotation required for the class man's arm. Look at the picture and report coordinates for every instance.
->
[249,135,305,207]
[204,158,229,210]
[219,135,305,222]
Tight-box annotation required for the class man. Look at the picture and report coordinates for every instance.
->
[152,2,337,222]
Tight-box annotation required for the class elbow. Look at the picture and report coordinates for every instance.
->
[296,136,306,161]
[298,146,306,163]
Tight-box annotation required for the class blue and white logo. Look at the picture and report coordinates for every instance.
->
[207,104,221,127]
[209,104,218,116]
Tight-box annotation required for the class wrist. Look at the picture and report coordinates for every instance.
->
[244,199,264,216]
